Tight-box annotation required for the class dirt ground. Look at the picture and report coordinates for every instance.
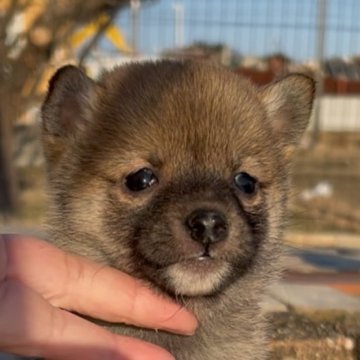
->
[270,310,360,360]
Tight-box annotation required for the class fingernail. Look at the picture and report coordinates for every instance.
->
[163,326,196,336]
[163,311,198,336]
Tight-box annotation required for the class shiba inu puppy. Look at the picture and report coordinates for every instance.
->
[41,60,314,360]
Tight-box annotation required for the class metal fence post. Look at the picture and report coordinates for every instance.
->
[131,0,140,54]
[312,0,327,146]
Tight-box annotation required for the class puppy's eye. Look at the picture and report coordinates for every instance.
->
[125,168,158,192]
[234,172,257,195]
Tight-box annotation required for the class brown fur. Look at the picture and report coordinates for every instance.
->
[41,60,315,360]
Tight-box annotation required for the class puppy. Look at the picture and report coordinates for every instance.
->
[41,60,314,360]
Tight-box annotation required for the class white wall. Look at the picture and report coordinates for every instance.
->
[311,96,360,132]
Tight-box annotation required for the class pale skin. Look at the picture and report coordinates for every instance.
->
[0,234,198,360]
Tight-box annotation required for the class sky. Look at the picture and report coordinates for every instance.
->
[102,0,360,62]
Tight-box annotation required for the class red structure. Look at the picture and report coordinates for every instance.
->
[236,54,360,95]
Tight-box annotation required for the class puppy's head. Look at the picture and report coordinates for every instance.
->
[42,61,314,297]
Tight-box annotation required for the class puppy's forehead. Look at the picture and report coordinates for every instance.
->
[94,61,274,168]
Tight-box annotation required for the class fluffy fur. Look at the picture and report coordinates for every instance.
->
[41,60,315,360]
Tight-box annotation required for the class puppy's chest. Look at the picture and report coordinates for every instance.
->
[103,302,266,360]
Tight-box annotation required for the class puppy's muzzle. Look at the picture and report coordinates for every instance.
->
[185,209,228,246]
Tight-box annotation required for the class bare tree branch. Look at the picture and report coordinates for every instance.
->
[79,9,120,66]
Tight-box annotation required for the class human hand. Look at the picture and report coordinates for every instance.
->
[0,234,197,360]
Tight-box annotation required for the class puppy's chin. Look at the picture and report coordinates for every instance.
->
[163,258,231,297]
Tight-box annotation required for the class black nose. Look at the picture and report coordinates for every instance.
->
[185,209,228,245]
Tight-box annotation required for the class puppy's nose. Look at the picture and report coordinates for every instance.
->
[185,209,228,245]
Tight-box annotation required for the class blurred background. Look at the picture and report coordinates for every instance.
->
[0,0,359,359]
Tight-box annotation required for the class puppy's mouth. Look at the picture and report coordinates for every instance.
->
[136,242,230,296]
[164,248,221,270]
[197,254,211,261]
[159,251,231,297]
[176,256,224,278]
[189,247,212,261]
[196,244,213,259]
[183,247,225,266]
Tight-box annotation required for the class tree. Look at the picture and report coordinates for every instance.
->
[0,0,148,214]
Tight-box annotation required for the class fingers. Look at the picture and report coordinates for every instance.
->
[61,254,196,335]
[0,279,175,360]
[3,234,197,335]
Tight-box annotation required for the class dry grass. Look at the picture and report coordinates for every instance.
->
[288,133,360,235]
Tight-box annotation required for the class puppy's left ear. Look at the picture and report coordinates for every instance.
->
[258,74,315,147]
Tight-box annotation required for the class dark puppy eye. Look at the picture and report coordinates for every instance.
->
[125,168,158,192]
[234,172,257,195]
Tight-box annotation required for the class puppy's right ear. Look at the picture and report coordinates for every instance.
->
[41,65,95,138]
[41,65,96,166]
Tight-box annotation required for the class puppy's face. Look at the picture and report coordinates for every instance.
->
[42,61,314,297]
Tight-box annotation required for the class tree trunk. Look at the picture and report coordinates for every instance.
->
[0,89,18,215]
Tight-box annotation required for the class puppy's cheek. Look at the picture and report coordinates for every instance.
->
[66,184,108,240]
[163,262,232,296]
